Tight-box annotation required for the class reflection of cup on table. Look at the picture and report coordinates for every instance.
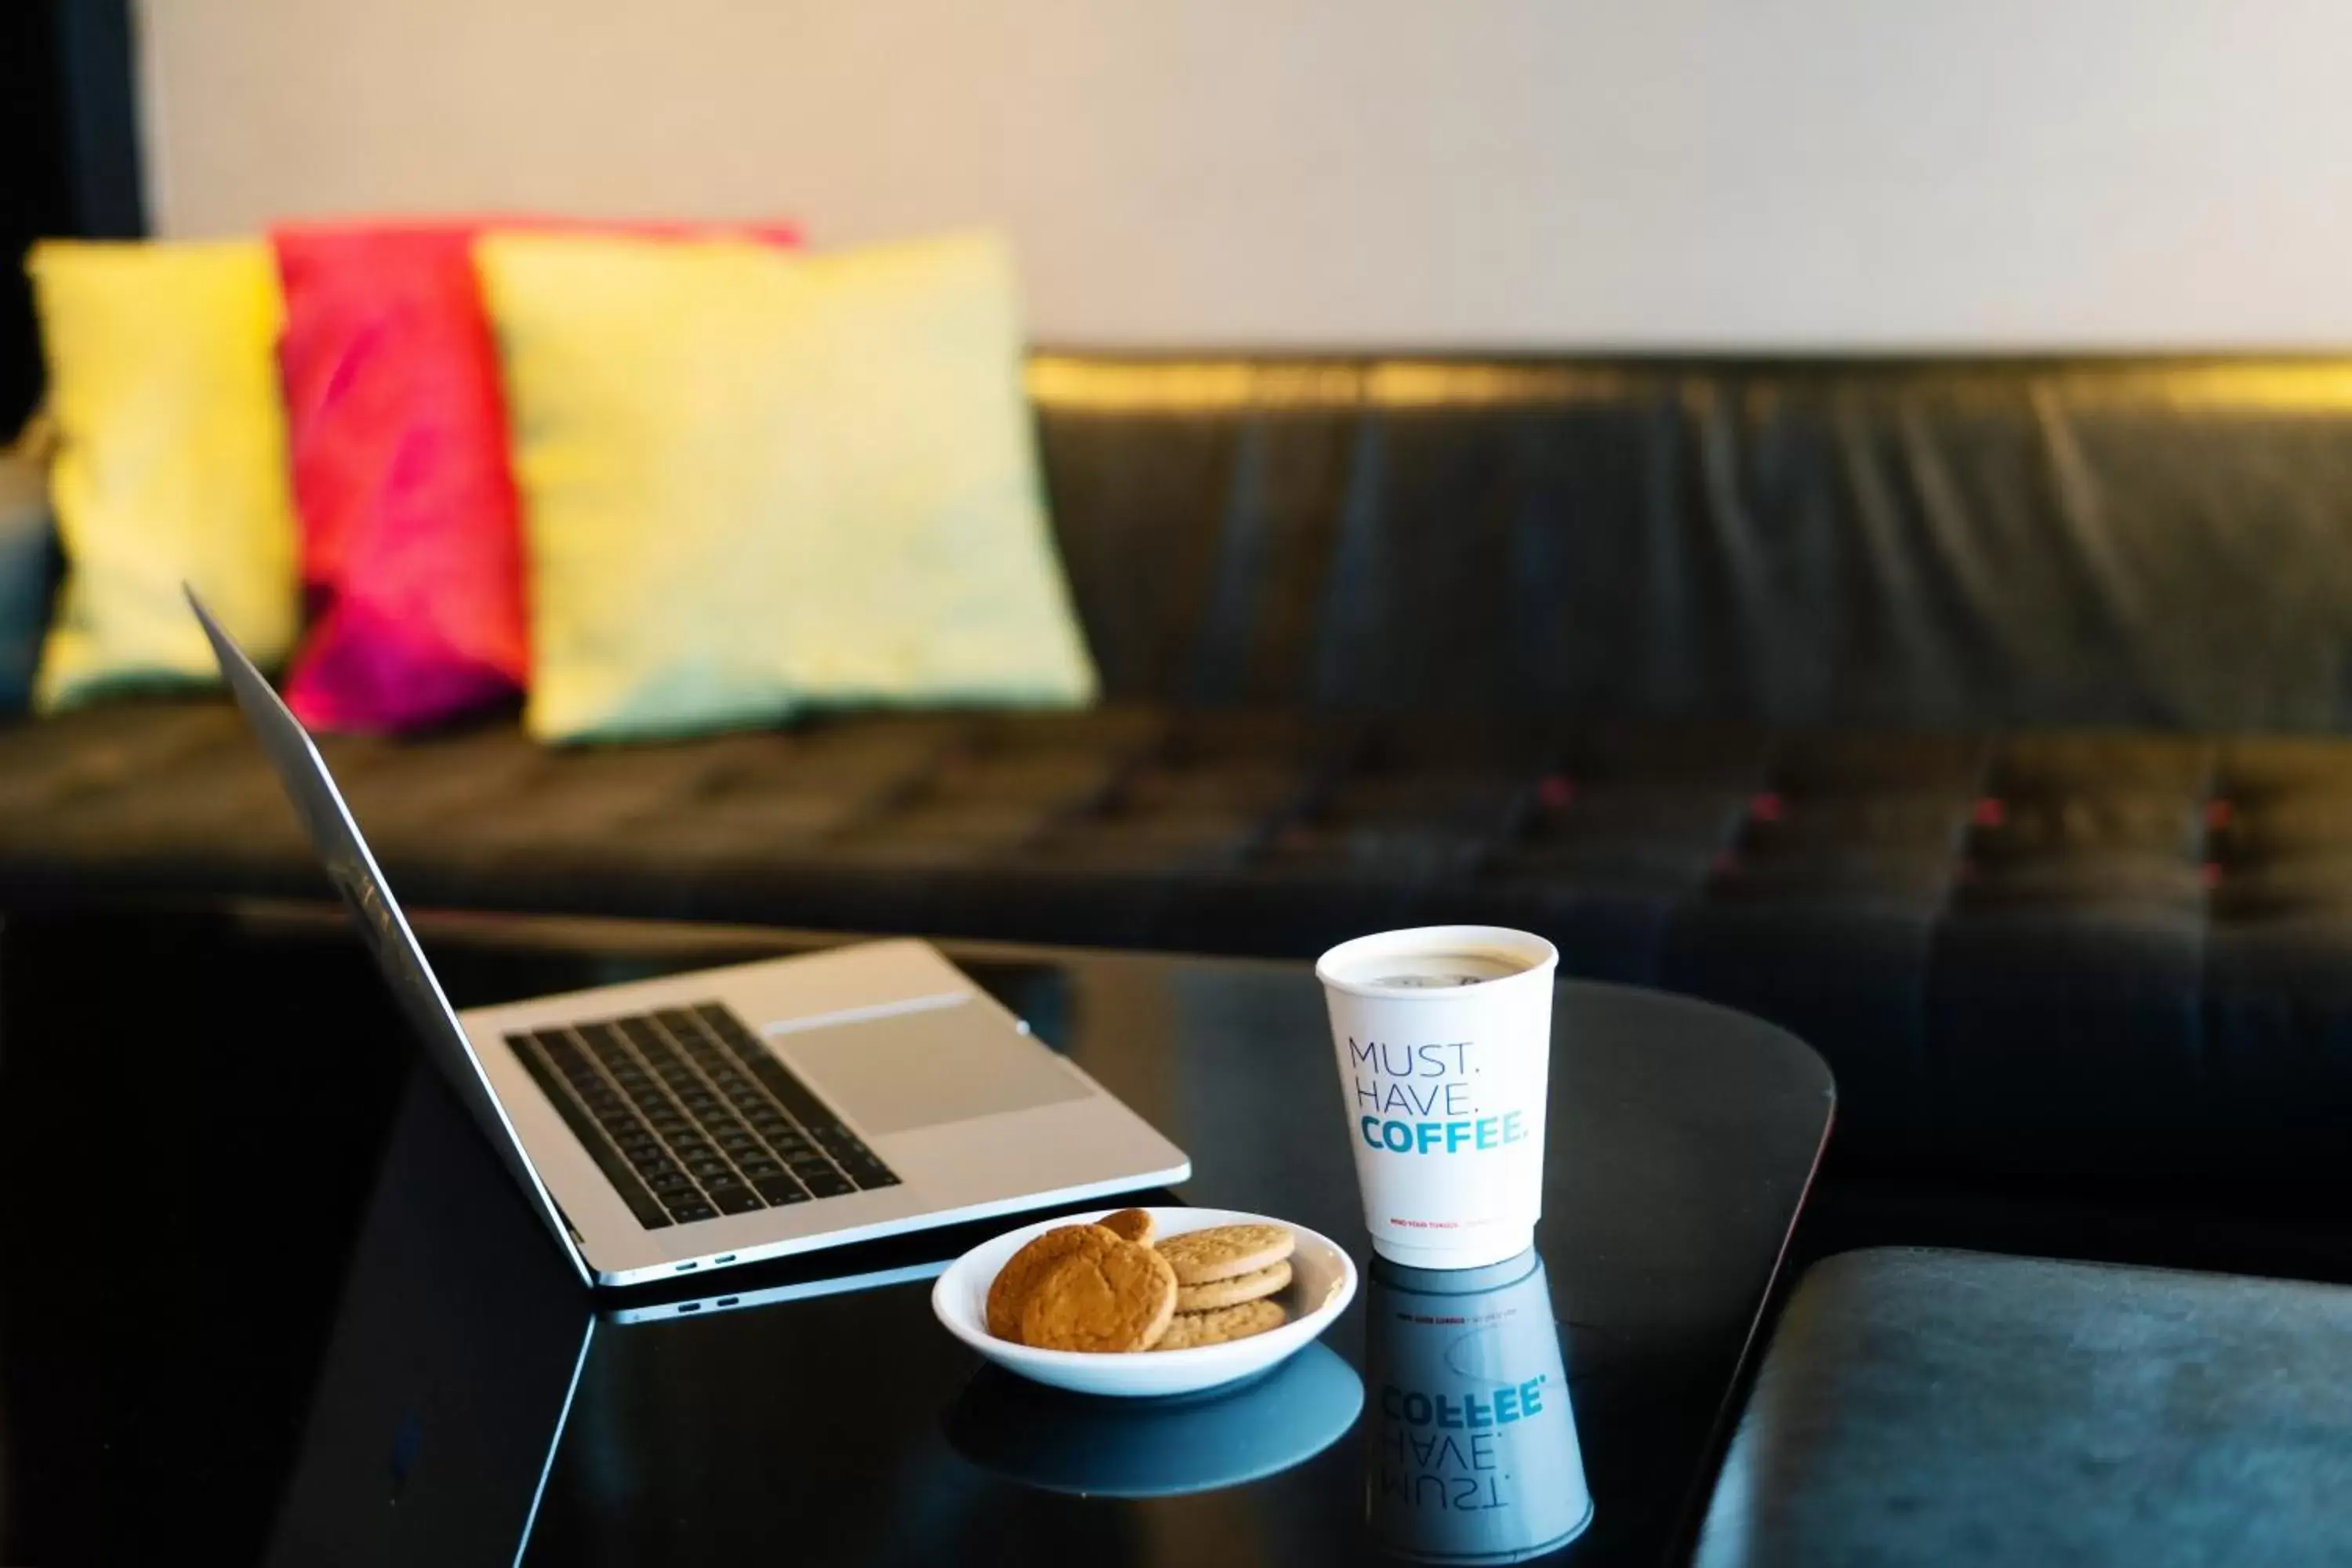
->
[1318,926,1559,1269]
[1364,1249,1591,1563]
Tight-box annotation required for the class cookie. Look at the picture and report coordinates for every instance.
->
[985,1224,1123,1340]
[1017,1240,1179,1352]
[1098,1207,1156,1246]
[1175,1258,1291,1312]
[1152,1298,1288,1351]
[1156,1223,1295,1285]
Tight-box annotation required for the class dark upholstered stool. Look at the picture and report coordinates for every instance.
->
[1697,1247,2352,1567]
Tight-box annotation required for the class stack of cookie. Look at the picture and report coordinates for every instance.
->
[985,1209,1297,1353]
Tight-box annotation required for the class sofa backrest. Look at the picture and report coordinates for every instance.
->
[1032,357,2352,734]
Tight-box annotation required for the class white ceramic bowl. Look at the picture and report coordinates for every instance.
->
[931,1207,1359,1398]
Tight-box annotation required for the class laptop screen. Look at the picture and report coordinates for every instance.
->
[187,587,592,1286]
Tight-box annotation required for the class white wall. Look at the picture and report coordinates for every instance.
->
[136,0,2352,350]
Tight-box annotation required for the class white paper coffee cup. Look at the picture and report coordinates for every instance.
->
[1318,926,1558,1269]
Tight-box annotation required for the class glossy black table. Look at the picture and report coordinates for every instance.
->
[0,909,1831,1566]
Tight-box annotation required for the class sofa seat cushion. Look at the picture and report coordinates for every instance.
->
[1,702,2347,1179]
[1697,1248,2352,1567]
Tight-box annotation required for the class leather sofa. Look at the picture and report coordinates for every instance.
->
[1697,1248,2352,1566]
[4,355,2349,1184]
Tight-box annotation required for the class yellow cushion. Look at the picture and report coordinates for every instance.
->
[28,240,298,710]
[475,230,1097,742]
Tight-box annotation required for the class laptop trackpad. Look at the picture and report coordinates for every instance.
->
[772,1001,1093,1136]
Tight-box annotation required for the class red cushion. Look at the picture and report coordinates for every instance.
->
[273,218,801,732]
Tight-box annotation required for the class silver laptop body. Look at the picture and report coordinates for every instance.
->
[192,590,1189,1287]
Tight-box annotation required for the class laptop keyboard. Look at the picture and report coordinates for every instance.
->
[507,1002,902,1229]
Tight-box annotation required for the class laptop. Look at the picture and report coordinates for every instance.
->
[191,590,1189,1288]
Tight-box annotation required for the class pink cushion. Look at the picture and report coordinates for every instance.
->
[274,218,801,732]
